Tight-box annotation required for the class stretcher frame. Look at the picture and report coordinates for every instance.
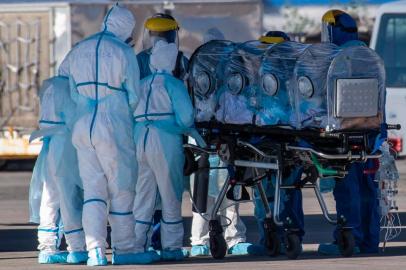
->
[185,121,393,259]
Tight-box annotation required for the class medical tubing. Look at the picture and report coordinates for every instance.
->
[310,153,339,176]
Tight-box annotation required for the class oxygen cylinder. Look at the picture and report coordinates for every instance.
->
[192,153,210,213]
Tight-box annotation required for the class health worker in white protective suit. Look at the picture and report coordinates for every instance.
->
[189,28,253,257]
[29,74,86,265]
[132,40,201,263]
[59,4,139,266]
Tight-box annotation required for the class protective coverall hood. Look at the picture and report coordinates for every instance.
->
[101,5,136,42]
[150,40,178,73]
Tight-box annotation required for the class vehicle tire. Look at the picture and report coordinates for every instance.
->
[284,233,301,259]
[338,229,355,257]
[209,234,227,259]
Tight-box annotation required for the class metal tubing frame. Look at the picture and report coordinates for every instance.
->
[313,184,337,225]
[272,161,284,226]
[234,160,279,170]
[256,180,273,219]
[188,139,342,229]
[286,145,382,160]
[210,176,231,220]
[183,143,217,155]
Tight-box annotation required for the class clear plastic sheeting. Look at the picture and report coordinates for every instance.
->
[190,40,386,132]
[216,40,273,125]
[326,46,385,131]
[188,40,236,122]
[258,41,309,126]
[293,43,340,129]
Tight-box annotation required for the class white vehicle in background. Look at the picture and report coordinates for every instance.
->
[370,0,406,156]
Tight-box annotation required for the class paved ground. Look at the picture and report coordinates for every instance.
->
[0,160,405,269]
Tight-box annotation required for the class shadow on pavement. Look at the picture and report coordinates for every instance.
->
[1,214,405,255]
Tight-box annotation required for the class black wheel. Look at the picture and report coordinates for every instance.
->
[337,229,355,257]
[209,234,227,259]
[265,230,280,256]
[284,233,301,259]
[263,218,280,256]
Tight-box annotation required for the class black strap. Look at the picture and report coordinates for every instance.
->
[173,51,184,79]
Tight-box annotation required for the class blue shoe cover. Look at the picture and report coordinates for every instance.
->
[148,246,162,257]
[38,251,68,264]
[182,248,190,258]
[318,243,360,255]
[228,242,253,255]
[67,251,88,264]
[113,251,160,265]
[161,249,186,261]
[191,245,210,257]
[87,248,107,266]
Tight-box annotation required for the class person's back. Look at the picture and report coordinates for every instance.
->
[29,74,87,265]
[63,21,137,120]
[59,4,140,266]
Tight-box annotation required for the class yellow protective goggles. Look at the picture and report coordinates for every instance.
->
[144,17,179,32]
[258,36,286,44]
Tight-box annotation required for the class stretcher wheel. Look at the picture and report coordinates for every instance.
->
[263,218,280,256]
[209,234,227,259]
[284,233,301,259]
[338,229,355,257]
[265,230,280,256]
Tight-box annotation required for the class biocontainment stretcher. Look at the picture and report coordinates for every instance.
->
[184,39,400,260]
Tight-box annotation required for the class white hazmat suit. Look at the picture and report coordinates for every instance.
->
[30,75,86,264]
[59,4,139,265]
[132,41,196,261]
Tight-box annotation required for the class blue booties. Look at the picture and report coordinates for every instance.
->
[87,248,107,266]
[191,245,210,257]
[38,251,68,264]
[113,251,161,265]
[67,251,88,264]
[228,242,253,255]
[318,243,360,255]
[161,249,186,261]
[182,248,190,258]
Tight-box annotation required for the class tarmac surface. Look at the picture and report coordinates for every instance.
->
[0,160,405,269]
